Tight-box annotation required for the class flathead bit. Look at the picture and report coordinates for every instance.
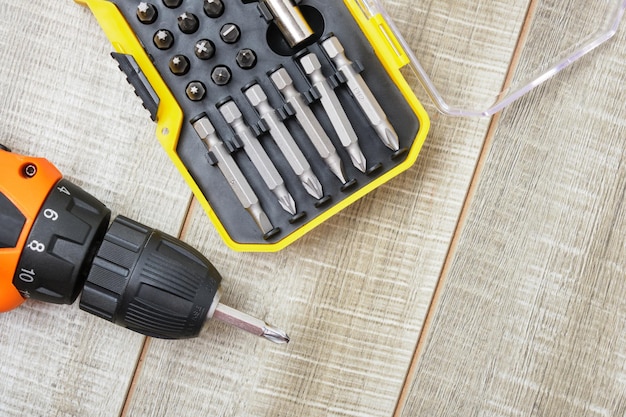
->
[192,115,277,238]
[326,152,348,184]
[213,303,290,344]
[248,203,275,236]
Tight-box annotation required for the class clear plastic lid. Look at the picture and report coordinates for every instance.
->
[366,0,626,116]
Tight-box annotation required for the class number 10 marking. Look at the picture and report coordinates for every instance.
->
[19,268,36,283]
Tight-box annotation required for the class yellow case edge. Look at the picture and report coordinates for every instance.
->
[77,0,430,252]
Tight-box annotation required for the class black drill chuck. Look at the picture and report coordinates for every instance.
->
[79,216,222,339]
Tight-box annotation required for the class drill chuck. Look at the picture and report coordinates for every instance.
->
[80,216,222,339]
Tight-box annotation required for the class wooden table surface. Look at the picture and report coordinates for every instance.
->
[1,1,624,416]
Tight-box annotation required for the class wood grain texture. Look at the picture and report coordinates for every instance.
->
[401,10,626,417]
[0,2,192,416]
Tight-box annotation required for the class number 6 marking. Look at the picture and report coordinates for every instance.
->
[28,240,45,252]
[44,208,58,221]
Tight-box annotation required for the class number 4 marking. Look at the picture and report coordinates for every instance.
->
[58,185,71,196]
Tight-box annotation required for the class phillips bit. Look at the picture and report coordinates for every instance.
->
[321,35,400,151]
[192,115,278,238]
[244,83,324,200]
[299,52,367,173]
[269,67,348,185]
[212,303,290,344]
[218,100,297,215]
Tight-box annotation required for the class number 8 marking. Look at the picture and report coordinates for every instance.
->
[28,240,45,252]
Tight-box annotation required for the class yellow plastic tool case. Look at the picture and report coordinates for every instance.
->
[77,0,429,252]
[78,0,625,251]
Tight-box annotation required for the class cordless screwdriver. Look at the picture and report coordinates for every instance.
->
[0,144,289,343]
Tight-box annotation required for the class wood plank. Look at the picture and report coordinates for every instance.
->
[0,2,192,416]
[400,9,626,417]
[122,1,528,416]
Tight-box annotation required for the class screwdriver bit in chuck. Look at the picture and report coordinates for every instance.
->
[213,303,290,344]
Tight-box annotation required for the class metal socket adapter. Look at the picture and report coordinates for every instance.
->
[261,0,313,48]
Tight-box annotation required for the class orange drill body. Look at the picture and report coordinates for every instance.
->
[0,149,62,312]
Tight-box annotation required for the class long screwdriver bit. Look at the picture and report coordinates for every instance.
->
[321,35,400,151]
[299,52,367,173]
[269,67,348,184]
[212,303,290,344]
[218,100,297,215]
[244,83,324,200]
[192,115,277,237]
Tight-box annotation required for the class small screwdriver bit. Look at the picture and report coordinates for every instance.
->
[218,100,297,215]
[236,48,257,69]
[244,83,324,200]
[270,67,347,184]
[211,66,232,86]
[153,29,174,50]
[192,115,276,237]
[213,303,290,344]
[203,0,224,18]
[195,39,215,60]
[137,2,158,24]
[220,23,241,44]
[321,35,400,151]
[178,12,199,34]
[299,52,367,173]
